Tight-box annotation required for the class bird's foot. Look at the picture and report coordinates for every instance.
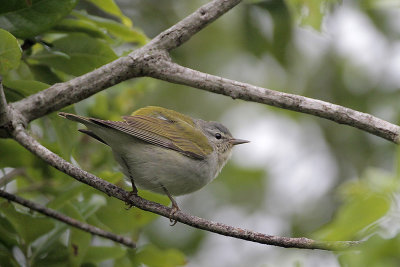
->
[124,190,138,210]
[160,185,180,226]
[169,201,180,226]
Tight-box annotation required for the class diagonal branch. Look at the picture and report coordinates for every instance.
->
[148,0,241,51]
[10,124,361,250]
[144,59,400,143]
[3,0,399,144]
[10,55,142,124]
[9,0,242,124]
[0,190,136,248]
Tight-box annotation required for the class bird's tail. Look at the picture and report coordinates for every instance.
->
[58,112,108,145]
[58,112,92,125]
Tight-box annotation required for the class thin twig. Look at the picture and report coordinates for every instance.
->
[0,168,25,187]
[0,189,136,248]
[10,125,361,250]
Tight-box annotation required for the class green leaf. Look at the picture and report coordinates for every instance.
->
[5,61,34,81]
[30,33,117,76]
[32,241,69,267]
[29,64,62,84]
[339,234,400,267]
[32,219,75,263]
[47,183,86,210]
[0,242,19,267]
[0,213,19,248]
[59,204,92,266]
[315,193,390,241]
[0,139,36,168]
[95,192,166,235]
[0,29,21,75]
[86,0,133,27]
[214,164,266,211]
[69,228,91,266]
[3,79,49,99]
[284,0,340,30]
[131,245,186,267]
[84,246,126,264]
[0,0,79,39]
[48,111,78,159]
[54,18,109,39]
[72,11,148,44]
[0,202,54,244]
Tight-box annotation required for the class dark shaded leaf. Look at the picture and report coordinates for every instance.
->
[0,0,79,39]
[30,33,117,76]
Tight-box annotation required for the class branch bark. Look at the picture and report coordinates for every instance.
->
[5,0,399,142]
[9,0,242,124]
[144,60,400,143]
[148,0,241,51]
[10,124,360,251]
[0,190,136,248]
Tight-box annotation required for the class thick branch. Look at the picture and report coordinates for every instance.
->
[148,0,241,51]
[0,190,136,248]
[144,60,400,143]
[10,125,360,250]
[3,0,399,144]
[10,56,142,123]
[9,0,241,124]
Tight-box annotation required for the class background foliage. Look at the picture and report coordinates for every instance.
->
[1,0,400,266]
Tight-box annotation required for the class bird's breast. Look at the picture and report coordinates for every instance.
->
[113,139,219,196]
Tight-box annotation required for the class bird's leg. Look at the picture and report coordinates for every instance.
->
[161,184,180,226]
[121,157,138,209]
[129,175,138,195]
[124,175,139,210]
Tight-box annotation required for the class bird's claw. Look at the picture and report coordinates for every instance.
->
[124,190,138,210]
[169,205,180,226]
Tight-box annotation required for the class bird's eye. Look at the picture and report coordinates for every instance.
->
[215,133,222,139]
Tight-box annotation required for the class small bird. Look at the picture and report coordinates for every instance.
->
[59,106,249,221]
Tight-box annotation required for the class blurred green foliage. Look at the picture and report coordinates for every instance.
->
[1,0,400,266]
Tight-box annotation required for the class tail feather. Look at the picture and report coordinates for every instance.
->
[78,129,108,145]
[59,112,110,145]
[58,112,93,125]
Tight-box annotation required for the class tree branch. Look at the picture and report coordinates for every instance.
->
[10,56,142,123]
[148,0,241,51]
[3,0,399,144]
[144,59,400,143]
[9,124,360,250]
[0,168,25,187]
[0,189,136,248]
[9,0,242,124]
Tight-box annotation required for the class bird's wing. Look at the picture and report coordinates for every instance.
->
[89,115,213,160]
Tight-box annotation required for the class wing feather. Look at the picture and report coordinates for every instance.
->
[89,114,213,160]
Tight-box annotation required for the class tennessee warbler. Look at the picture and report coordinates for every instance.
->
[59,106,249,218]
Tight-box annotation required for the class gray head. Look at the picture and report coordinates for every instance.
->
[196,120,249,152]
[195,119,249,174]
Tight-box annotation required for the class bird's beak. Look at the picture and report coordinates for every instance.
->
[230,138,250,145]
